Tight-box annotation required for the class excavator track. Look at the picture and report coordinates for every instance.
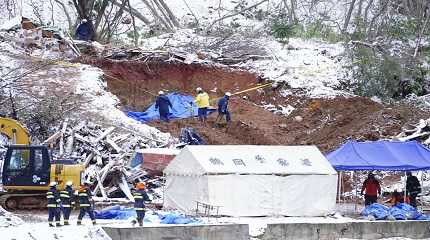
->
[0,193,47,210]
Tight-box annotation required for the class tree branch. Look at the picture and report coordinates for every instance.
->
[206,0,268,32]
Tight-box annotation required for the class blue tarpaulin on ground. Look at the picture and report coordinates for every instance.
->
[361,203,428,220]
[127,93,198,123]
[361,203,390,220]
[94,205,203,224]
[326,140,430,171]
[95,205,136,220]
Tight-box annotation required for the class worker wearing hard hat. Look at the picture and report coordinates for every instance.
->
[155,91,173,122]
[216,92,232,123]
[132,182,151,227]
[195,87,210,123]
[47,181,61,227]
[60,181,75,225]
[75,18,94,41]
[77,181,96,225]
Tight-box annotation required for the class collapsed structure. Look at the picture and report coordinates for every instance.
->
[42,119,173,202]
[164,145,338,217]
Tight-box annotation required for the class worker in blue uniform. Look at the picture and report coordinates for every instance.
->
[155,91,173,122]
[60,181,75,225]
[216,92,232,123]
[47,181,61,227]
[77,181,96,225]
[133,182,151,227]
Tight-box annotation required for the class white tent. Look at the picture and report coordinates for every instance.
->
[163,145,338,217]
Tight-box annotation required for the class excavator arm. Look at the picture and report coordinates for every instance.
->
[0,118,30,145]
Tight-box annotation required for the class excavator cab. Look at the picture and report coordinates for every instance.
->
[2,145,51,188]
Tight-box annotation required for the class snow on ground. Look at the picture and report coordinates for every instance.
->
[2,222,112,240]
[139,29,352,98]
[238,38,352,98]
[0,32,172,146]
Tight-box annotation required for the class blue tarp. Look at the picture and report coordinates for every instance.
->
[326,140,430,171]
[95,205,136,220]
[361,203,428,220]
[94,205,202,224]
[127,93,199,123]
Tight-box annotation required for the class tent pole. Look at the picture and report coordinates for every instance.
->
[337,172,341,203]
[162,172,166,207]
[404,171,407,203]
[354,172,357,213]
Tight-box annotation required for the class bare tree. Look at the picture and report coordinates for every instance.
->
[0,0,17,19]
[54,0,74,32]
[127,0,138,46]
[343,0,357,33]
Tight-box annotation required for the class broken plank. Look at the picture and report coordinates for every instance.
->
[93,126,115,145]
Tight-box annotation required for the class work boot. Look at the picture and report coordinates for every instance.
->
[49,223,54,227]
[56,223,62,227]
[77,220,82,225]
[64,220,70,226]
[92,220,97,225]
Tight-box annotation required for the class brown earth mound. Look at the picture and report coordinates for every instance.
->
[83,58,428,152]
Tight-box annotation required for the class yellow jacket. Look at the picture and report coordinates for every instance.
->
[195,92,210,108]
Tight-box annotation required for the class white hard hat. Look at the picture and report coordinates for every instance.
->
[225,92,232,96]
[66,181,73,186]
[84,180,92,185]
[82,18,88,23]
[49,181,58,187]
[196,87,202,92]
[158,90,164,95]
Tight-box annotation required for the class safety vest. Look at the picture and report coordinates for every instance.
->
[46,187,61,208]
[78,188,92,207]
[133,189,149,210]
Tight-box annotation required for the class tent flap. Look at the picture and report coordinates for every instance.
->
[326,140,430,171]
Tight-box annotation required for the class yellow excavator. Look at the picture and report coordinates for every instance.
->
[0,117,84,209]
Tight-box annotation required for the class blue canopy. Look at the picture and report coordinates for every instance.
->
[326,140,430,171]
[127,93,199,123]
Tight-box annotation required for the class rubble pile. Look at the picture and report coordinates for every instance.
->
[396,119,430,145]
[44,119,170,203]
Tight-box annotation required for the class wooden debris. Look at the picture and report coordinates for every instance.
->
[396,119,430,145]
[45,120,165,203]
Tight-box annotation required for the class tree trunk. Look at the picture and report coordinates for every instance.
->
[158,0,180,27]
[207,0,268,32]
[357,0,364,18]
[94,0,110,31]
[127,0,138,46]
[367,0,389,40]
[290,0,297,24]
[151,0,175,30]
[54,0,73,32]
[111,0,151,25]
[343,0,357,33]
[141,0,172,30]
[364,0,374,26]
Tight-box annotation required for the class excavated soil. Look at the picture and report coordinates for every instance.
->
[84,58,428,152]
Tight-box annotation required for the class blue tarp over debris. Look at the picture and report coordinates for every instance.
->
[361,203,428,220]
[94,205,202,224]
[326,140,430,171]
[127,93,198,123]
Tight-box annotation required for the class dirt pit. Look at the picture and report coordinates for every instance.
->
[84,58,428,152]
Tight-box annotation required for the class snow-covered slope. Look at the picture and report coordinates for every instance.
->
[139,29,351,98]
[0,31,171,145]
